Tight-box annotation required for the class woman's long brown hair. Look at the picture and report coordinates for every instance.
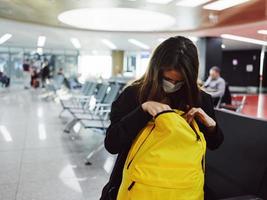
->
[133,36,200,109]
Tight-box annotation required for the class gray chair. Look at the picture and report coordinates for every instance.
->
[59,81,98,117]
[65,83,121,133]
[67,83,122,165]
[42,76,66,100]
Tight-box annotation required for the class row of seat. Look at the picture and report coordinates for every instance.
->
[43,77,126,164]
[60,81,123,133]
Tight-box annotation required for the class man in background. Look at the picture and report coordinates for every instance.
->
[204,66,226,106]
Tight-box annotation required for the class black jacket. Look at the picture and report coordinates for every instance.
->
[100,85,224,200]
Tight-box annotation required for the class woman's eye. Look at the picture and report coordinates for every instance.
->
[164,78,172,81]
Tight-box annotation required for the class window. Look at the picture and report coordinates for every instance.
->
[124,51,150,78]
[78,55,112,82]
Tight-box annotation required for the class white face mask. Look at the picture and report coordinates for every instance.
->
[163,79,184,93]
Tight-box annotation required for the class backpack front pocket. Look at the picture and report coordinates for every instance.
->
[126,179,204,200]
[131,164,204,189]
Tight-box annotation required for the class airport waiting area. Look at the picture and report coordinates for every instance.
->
[0,0,267,200]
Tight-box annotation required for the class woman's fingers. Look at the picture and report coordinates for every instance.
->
[185,107,216,128]
[185,108,199,123]
[165,105,171,110]
[145,102,172,117]
[145,103,215,127]
[152,108,158,117]
[146,107,155,117]
[147,106,160,117]
[142,101,173,117]
[153,106,169,117]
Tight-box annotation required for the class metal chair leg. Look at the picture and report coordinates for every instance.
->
[64,118,79,133]
[85,143,105,165]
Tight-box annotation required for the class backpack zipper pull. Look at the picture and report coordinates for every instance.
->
[128,181,135,191]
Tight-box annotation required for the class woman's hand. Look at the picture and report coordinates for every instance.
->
[142,101,171,117]
[185,107,216,130]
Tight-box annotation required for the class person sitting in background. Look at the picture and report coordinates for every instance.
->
[204,66,226,106]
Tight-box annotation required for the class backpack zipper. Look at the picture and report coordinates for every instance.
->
[127,125,155,169]
[190,124,201,141]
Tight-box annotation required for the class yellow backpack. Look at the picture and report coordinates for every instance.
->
[117,110,206,200]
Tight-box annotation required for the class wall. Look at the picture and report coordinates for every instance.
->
[222,50,261,87]
[112,50,124,76]
[263,52,267,87]
[204,37,223,79]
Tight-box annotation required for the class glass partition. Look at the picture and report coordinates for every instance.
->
[0,46,79,85]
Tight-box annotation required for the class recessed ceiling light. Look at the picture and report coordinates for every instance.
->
[70,38,81,49]
[258,30,267,35]
[58,8,176,31]
[128,39,150,50]
[101,39,117,50]
[37,36,46,47]
[146,0,174,4]
[0,33,12,45]
[221,44,226,49]
[221,34,267,46]
[203,0,251,11]
[176,0,211,7]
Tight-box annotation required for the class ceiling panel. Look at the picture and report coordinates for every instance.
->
[0,0,266,51]
[0,0,265,32]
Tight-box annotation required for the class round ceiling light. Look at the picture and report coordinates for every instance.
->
[58,8,176,32]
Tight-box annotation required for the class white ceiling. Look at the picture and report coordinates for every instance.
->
[0,18,194,51]
[0,0,207,31]
[0,0,264,38]
[0,17,266,52]
[0,0,266,52]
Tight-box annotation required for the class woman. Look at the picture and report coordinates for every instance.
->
[100,36,223,200]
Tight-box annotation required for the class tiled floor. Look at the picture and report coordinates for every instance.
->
[0,87,115,200]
